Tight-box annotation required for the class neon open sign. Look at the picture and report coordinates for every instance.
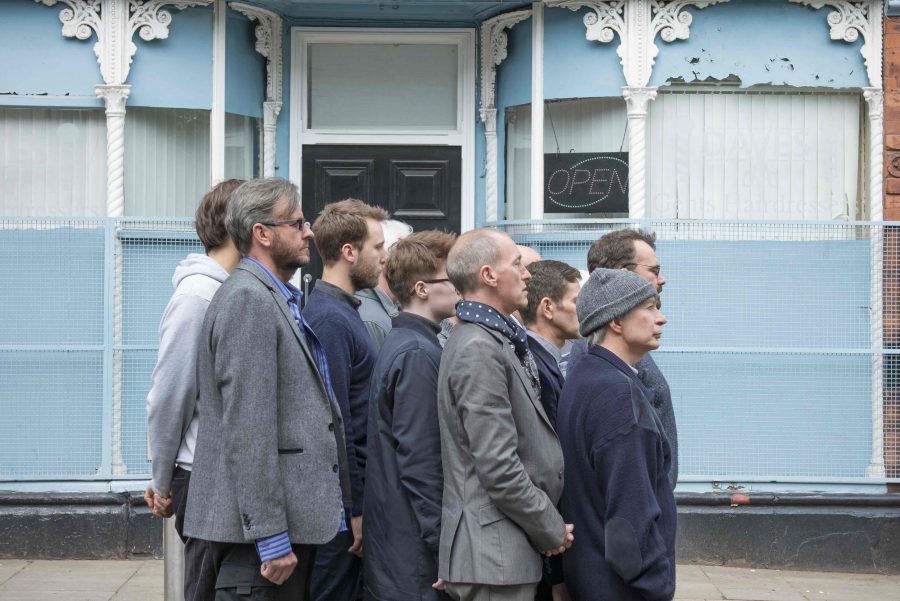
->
[544,152,629,214]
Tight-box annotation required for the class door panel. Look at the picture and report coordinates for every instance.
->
[301,145,462,286]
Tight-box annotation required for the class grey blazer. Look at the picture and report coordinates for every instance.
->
[437,321,566,586]
[184,261,351,545]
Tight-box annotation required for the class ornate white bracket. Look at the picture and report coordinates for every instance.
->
[787,0,882,88]
[479,8,531,222]
[547,0,727,88]
[230,2,283,177]
[37,0,214,86]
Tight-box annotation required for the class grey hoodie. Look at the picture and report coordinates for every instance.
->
[147,254,229,496]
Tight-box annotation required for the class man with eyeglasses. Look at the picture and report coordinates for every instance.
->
[363,230,458,601]
[183,178,350,601]
[566,229,677,490]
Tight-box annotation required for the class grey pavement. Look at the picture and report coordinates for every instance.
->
[1,559,899,601]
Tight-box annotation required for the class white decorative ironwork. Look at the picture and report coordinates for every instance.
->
[230,3,283,177]
[230,2,283,103]
[623,86,657,218]
[547,0,726,87]
[479,8,531,222]
[787,0,882,87]
[37,0,214,85]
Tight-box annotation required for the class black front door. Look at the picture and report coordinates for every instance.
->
[300,144,462,284]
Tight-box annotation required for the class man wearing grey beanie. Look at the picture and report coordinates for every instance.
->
[557,268,676,601]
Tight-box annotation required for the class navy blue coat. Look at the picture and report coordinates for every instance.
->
[363,313,446,601]
[528,334,565,431]
[304,281,377,516]
[558,345,676,601]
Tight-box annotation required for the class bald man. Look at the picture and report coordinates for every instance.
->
[437,229,573,601]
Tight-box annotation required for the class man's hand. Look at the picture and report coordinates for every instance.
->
[145,484,173,518]
[348,515,363,557]
[260,552,298,585]
[543,523,575,557]
[432,578,446,591]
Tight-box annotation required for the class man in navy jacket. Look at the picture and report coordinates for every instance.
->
[363,230,458,601]
[558,268,675,601]
[304,199,389,601]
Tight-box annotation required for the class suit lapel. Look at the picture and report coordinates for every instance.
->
[482,325,555,430]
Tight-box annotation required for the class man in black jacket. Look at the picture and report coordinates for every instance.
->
[363,230,458,601]
[558,268,675,601]
[520,260,582,430]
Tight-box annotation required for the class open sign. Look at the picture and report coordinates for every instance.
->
[544,152,629,214]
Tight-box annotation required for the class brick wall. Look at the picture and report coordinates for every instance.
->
[885,17,900,478]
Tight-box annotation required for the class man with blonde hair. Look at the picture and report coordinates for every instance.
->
[304,199,390,601]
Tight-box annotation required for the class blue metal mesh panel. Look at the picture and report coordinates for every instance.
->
[494,220,892,481]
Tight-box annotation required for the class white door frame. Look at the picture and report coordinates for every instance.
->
[289,27,476,232]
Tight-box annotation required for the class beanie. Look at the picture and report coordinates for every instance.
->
[576,268,657,337]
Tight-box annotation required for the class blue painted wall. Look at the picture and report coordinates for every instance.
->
[496,18,532,221]
[226,8,265,118]
[544,6,624,99]
[649,0,868,88]
[275,20,291,179]
[129,7,213,109]
[0,0,103,107]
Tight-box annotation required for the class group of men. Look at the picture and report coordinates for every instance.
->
[145,177,679,601]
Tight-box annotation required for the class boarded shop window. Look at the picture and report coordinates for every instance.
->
[0,107,107,216]
[648,90,862,220]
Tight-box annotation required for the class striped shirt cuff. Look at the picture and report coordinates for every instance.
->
[255,531,291,562]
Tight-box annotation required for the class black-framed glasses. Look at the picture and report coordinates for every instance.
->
[261,218,311,231]
[409,278,455,296]
[623,262,661,277]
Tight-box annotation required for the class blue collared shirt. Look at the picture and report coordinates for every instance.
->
[242,258,348,562]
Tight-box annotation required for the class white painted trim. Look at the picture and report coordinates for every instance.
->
[530,2,544,221]
[289,27,476,232]
[210,0,226,184]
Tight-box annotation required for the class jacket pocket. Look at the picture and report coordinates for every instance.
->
[278,448,304,455]
[478,502,508,526]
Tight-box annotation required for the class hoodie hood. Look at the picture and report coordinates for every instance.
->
[172,253,230,289]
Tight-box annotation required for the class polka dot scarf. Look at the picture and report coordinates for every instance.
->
[456,300,541,398]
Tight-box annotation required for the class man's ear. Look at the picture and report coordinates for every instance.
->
[340,242,358,264]
[251,223,273,248]
[607,317,624,335]
[414,280,428,300]
[540,297,554,320]
[479,264,497,288]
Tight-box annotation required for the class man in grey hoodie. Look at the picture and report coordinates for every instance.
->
[145,179,243,601]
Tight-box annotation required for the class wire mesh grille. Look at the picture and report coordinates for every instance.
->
[493,219,898,481]
[0,217,897,482]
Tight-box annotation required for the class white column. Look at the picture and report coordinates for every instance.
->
[864,87,885,478]
[622,86,657,219]
[530,1,545,220]
[210,0,226,183]
[481,108,500,222]
[262,101,282,177]
[95,84,131,217]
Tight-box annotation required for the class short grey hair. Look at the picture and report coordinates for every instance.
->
[587,327,606,348]
[447,228,503,295]
[382,219,413,251]
[226,178,300,255]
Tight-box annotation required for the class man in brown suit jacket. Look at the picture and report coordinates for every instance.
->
[437,229,574,601]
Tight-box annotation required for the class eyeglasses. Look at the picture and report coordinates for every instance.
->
[409,278,455,296]
[623,263,661,277]
[261,218,311,231]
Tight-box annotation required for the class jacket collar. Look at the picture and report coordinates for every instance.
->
[315,279,361,309]
[393,311,441,338]
[356,287,400,317]
[588,344,641,382]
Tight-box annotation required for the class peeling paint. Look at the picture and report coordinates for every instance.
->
[650,0,868,89]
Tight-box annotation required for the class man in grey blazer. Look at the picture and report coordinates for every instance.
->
[437,229,574,601]
[184,178,351,601]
